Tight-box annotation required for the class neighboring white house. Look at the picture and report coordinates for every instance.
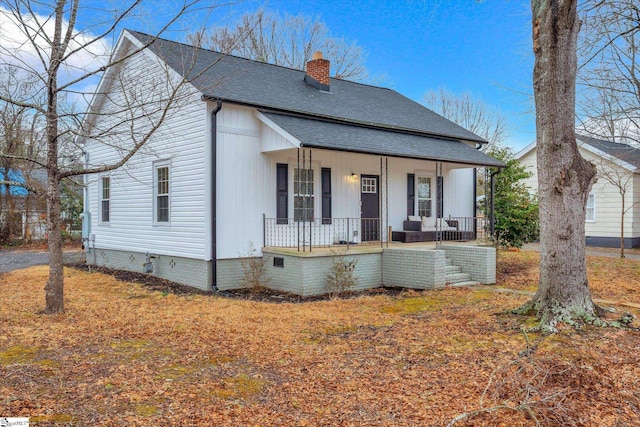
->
[80,30,503,293]
[517,135,640,248]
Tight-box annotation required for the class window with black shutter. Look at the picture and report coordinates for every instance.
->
[407,173,415,217]
[276,164,288,224]
[321,168,331,224]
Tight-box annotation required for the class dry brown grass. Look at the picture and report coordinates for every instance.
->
[1,254,640,426]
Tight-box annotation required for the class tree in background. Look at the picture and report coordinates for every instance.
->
[197,9,368,81]
[577,0,640,144]
[423,88,510,232]
[518,0,599,333]
[0,66,46,243]
[484,146,539,248]
[575,0,640,260]
[0,0,217,313]
[423,88,508,147]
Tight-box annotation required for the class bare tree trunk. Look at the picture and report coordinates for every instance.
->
[520,0,598,332]
[43,1,65,314]
[621,195,625,258]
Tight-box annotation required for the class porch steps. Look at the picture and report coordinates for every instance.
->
[449,280,481,288]
[445,259,479,287]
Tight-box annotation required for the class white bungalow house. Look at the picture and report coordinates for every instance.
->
[81,30,503,295]
[517,135,640,248]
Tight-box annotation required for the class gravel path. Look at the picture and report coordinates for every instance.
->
[0,248,84,273]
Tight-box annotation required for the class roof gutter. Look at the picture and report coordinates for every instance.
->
[210,99,223,291]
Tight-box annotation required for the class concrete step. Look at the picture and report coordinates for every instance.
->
[445,265,461,274]
[448,280,480,288]
[446,272,472,284]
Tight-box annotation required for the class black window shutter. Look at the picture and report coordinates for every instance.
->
[407,173,415,217]
[437,176,444,218]
[276,164,288,224]
[321,168,332,224]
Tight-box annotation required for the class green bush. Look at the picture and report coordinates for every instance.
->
[485,146,539,248]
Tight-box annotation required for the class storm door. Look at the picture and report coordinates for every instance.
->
[360,175,380,242]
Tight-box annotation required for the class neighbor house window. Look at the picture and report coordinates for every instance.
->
[155,163,170,223]
[586,193,595,222]
[294,167,314,222]
[417,176,432,217]
[101,177,110,223]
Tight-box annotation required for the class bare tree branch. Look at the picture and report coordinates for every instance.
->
[197,9,369,82]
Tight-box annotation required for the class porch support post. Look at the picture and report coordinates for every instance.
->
[297,148,300,253]
[436,162,442,247]
[385,157,389,248]
[380,157,383,248]
[473,168,477,240]
[309,149,312,252]
[490,170,496,240]
[302,148,306,253]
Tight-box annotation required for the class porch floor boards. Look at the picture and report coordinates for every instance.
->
[264,240,490,256]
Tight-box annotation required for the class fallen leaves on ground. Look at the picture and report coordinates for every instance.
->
[1,254,639,426]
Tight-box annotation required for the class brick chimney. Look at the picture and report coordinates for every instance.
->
[304,51,330,91]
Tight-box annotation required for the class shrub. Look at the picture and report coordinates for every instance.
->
[326,251,358,297]
[240,242,271,292]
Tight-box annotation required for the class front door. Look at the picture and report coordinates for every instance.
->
[360,175,380,242]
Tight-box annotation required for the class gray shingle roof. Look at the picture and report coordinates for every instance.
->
[261,112,505,167]
[126,30,503,166]
[128,31,488,139]
[577,134,640,170]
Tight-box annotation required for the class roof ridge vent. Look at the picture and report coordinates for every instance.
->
[304,51,330,92]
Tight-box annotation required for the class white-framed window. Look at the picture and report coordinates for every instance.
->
[154,162,170,223]
[361,177,377,193]
[586,193,595,222]
[100,176,110,223]
[294,167,314,222]
[417,176,432,217]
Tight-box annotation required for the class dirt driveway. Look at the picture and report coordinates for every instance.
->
[0,247,84,274]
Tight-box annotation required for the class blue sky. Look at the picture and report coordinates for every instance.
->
[204,0,536,150]
[1,0,536,150]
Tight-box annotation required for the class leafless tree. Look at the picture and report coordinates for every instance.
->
[575,0,640,257]
[517,0,598,333]
[0,66,46,242]
[423,88,508,146]
[577,0,640,144]
[197,9,369,81]
[0,0,217,313]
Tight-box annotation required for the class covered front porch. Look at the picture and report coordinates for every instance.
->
[257,110,502,254]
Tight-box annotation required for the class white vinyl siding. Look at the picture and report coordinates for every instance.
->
[586,193,595,222]
[85,38,208,259]
[517,148,538,195]
[519,144,640,239]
